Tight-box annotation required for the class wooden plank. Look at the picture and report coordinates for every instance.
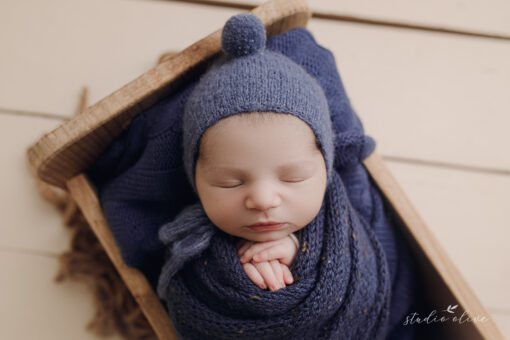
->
[0,113,69,254]
[363,153,505,340]
[0,250,123,340]
[0,0,240,116]
[491,313,510,340]
[307,19,510,171]
[197,0,510,38]
[66,174,178,340]
[385,159,510,311]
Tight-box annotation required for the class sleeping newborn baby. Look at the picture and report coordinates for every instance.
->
[156,13,406,340]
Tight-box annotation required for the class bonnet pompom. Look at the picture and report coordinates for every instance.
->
[221,13,266,58]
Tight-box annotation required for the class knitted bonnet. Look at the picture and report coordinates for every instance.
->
[182,13,335,193]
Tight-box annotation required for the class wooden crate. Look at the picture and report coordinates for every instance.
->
[26,0,504,338]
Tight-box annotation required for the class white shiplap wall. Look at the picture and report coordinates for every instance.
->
[0,0,508,338]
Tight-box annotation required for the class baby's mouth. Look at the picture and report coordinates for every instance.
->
[246,222,286,232]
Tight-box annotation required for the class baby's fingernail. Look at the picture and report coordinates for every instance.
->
[260,283,267,289]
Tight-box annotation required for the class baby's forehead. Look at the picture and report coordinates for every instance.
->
[198,112,320,162]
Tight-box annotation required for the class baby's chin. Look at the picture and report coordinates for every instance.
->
[240,224,302,243]
[244,233,288,243]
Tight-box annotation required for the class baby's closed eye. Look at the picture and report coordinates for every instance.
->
[216,177,309,187]
[278,166,315,183]
[215,180,243,188]
[279,170,313,183]
[280,177,308,183]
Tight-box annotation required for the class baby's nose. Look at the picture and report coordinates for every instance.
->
[244,182,282,211]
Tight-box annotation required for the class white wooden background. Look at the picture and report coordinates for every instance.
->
[1,0,509,338]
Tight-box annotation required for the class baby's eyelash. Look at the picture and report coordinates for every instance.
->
[214,178,308,187]
[281,178,307,183]
[217,182,243,188]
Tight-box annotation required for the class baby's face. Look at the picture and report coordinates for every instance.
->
[195,113,327,242]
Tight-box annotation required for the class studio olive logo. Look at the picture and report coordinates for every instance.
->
[403,304,490,326]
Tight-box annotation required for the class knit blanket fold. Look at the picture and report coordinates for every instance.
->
[157,170,391,340]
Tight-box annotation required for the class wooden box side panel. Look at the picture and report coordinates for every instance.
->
[66,175,177,340]
[363,152,505,340]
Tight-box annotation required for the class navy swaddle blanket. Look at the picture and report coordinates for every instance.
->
[87,26,418,339]
[157,171,391,339]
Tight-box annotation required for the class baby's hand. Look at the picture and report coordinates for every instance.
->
[241,259,293,291]
[238,235,299,266]
[236,235,299,291]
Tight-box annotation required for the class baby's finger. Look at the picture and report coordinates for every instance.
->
[270,260,286,288]
[242,263,267,290]
[281,264,294,285]
[252,246,289,264]
[240,240,281,263]
[254,261,280,292]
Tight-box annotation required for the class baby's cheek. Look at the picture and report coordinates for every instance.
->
[289,185,324,228]
[206,193,244,230]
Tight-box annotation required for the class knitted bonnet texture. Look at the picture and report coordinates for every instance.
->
[182,13,334,192]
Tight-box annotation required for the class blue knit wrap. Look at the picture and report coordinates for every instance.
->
[158,171,391,339]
